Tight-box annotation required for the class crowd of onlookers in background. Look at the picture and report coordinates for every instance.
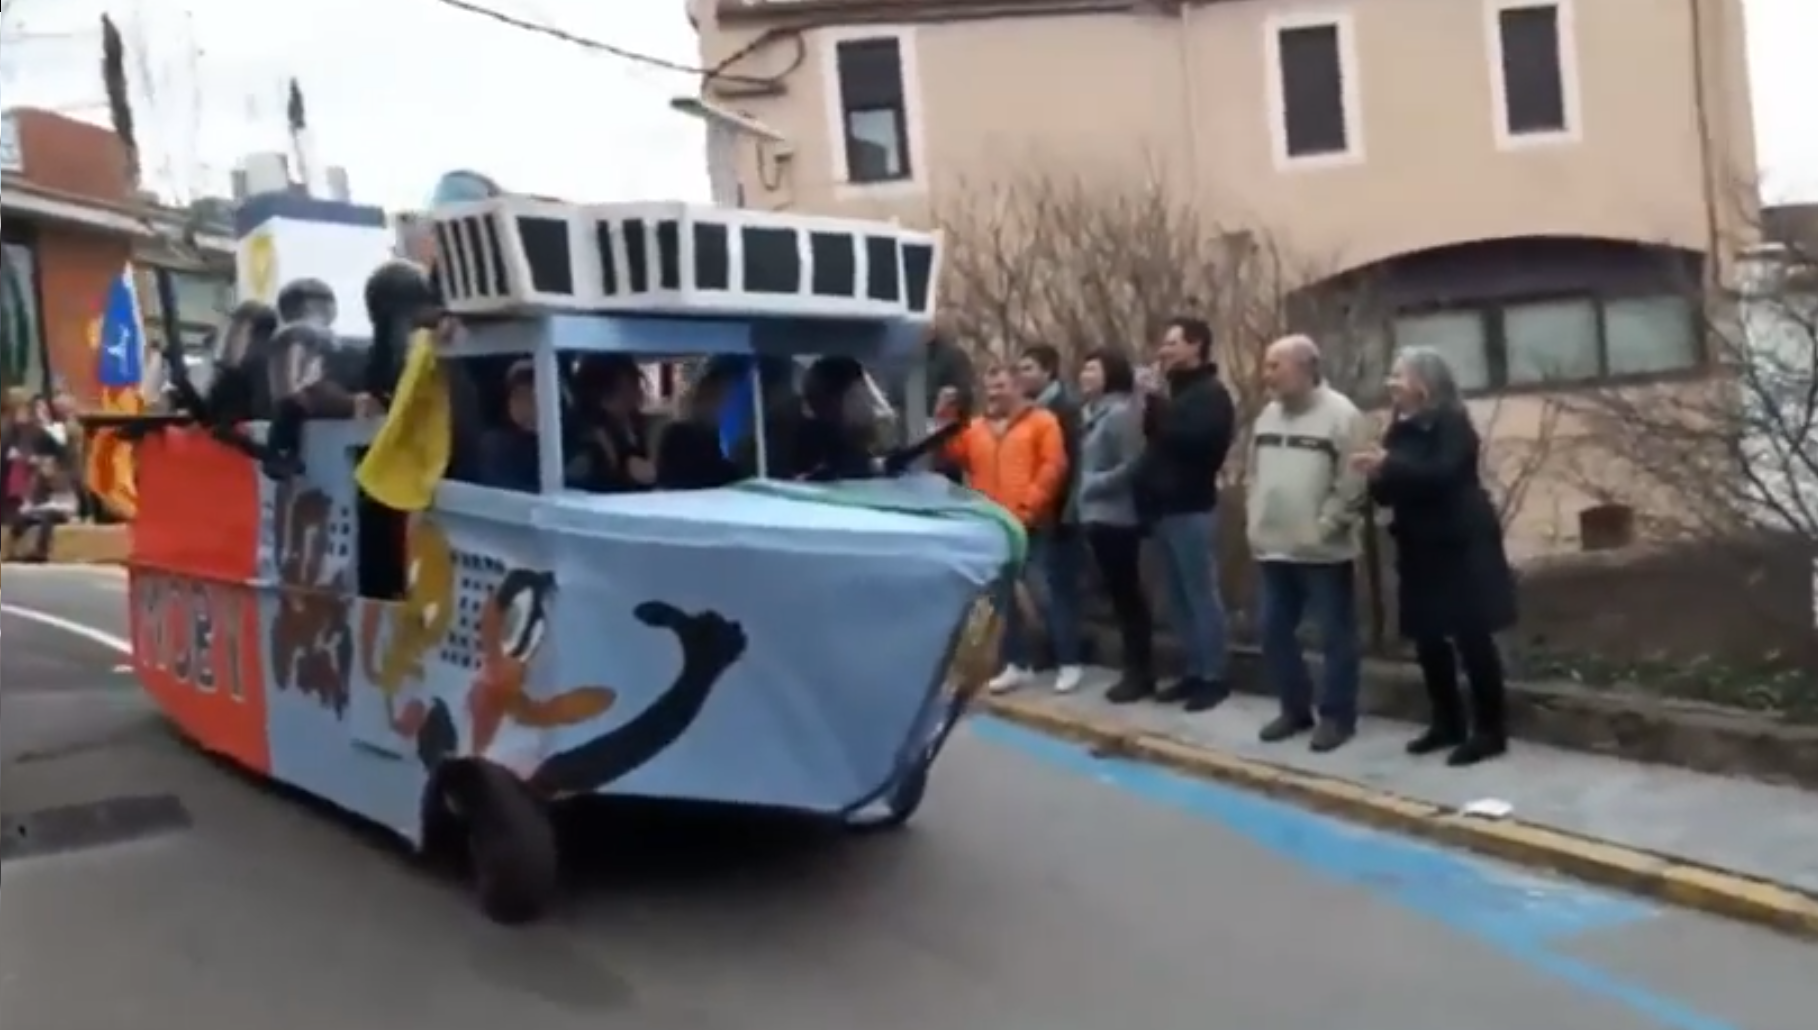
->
[1,387,82,563]
[928,321,1517,768]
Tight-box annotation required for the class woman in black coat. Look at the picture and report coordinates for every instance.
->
[1353,346,1517,766]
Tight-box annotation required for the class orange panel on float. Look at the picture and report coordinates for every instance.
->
[130,427,259,583]
[129,574,270,775]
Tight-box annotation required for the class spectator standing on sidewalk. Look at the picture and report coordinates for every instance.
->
[1015,343,1088,693]
[2,388,33,531]
[7,395,77,562]
[937,364,1069,694]
[1075,347,1156,702]
[1248,335,1371,751]
[1354,346,1515,765]
[1134,316,1237,712]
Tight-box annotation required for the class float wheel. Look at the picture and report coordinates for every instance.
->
[461,763,560,925]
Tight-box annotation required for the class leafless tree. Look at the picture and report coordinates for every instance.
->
[1560,233,1817,548]
[933,164,1389,452]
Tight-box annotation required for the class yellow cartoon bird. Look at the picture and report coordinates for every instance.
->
[360,517,456,733]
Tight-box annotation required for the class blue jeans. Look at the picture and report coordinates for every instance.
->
[998,528,1086,668]
[1151,512,1228,681]
[1257,560,1361,726]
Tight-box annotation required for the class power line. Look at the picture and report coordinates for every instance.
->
[424,0,762,82]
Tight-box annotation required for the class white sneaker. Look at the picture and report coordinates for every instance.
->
[1053,665,1085,694]
[987,665,1033,694]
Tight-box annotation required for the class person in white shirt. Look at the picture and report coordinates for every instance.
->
[1245,335,1372,752]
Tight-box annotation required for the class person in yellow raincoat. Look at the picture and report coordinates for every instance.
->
[356,261,454,512]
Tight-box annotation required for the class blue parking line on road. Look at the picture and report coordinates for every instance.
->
[973,717,1739,1030]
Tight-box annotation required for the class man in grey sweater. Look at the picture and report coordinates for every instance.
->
[1246,335,1372,751]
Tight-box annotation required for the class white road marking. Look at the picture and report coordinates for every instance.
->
[0,604,132,654]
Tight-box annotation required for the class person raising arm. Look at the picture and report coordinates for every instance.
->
[940,364,1069,693]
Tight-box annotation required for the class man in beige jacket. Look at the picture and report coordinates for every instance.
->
[1246,335,1372,752]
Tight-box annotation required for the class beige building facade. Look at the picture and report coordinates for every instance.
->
[689,0,1760,552]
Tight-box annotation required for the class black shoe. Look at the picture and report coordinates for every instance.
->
[1405,726,1464,756]
[1309,721,1354,753]
[1446,736,1507,767]
[1153,679,1192,704]
[1105,676,1155,705]
[1258,713,1314,743]
[1181,680,1229,713]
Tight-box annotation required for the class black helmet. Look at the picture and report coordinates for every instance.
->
[275,277,337,325]
[364,261,436,326]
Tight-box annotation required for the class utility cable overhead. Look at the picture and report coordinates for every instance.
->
[424,0,776,86]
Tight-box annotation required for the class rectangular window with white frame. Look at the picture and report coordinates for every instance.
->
[1487,0,1581,147]
[825,28,924,193]
[1265,12,1364,169]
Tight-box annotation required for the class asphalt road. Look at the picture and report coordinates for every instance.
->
[1,564,1812,1030]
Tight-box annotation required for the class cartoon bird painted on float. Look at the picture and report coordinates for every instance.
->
[359,518,456,735]
[466,569,617,755]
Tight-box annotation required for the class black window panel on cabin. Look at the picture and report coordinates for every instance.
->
[1499,5,1567,133]
[1277,25,1347,157]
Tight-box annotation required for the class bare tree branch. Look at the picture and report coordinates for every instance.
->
[932,164,1390,445]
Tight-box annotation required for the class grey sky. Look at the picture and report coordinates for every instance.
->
[1,0,1814,209]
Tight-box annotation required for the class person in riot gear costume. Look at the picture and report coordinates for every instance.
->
[203,300,280,423]
[261,277,365,479]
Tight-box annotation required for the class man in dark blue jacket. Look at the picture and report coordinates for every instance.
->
[1134,316,1237,710]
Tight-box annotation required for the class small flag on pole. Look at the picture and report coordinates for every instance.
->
[85,265,146,518]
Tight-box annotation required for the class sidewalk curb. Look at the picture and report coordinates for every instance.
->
[980,695,1818,942]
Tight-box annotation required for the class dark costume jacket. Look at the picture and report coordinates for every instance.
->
[1367,406,1517,640]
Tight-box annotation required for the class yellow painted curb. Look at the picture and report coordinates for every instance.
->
[4,524,129,565]
[980,695,1818,942]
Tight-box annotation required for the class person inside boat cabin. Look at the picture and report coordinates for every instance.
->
[760,355,880,481]
[565,355,655,493]
[477,359,543,493]
[655,359,741,490]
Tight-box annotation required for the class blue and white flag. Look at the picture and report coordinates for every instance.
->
[95,265,144,389]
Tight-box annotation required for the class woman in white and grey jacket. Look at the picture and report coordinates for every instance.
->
[1075,347,1155,702]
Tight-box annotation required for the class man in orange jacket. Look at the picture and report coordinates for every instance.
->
[940,364,1069,691]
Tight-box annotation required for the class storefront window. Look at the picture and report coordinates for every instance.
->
[137,264,235,355]
[0,240,46,394]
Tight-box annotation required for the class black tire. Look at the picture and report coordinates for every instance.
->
[463,763,560,925]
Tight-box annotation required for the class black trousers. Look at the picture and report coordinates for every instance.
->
[1086,524,1153,679]
[1412,633,1507,741]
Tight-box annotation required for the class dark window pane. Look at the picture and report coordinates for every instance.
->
[0,241,44,392]
[1500,5,1566,133]
[1277,25,1347,157]
[835,38,904,110]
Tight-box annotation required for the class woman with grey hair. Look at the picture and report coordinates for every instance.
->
[1350,346,1516,766]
